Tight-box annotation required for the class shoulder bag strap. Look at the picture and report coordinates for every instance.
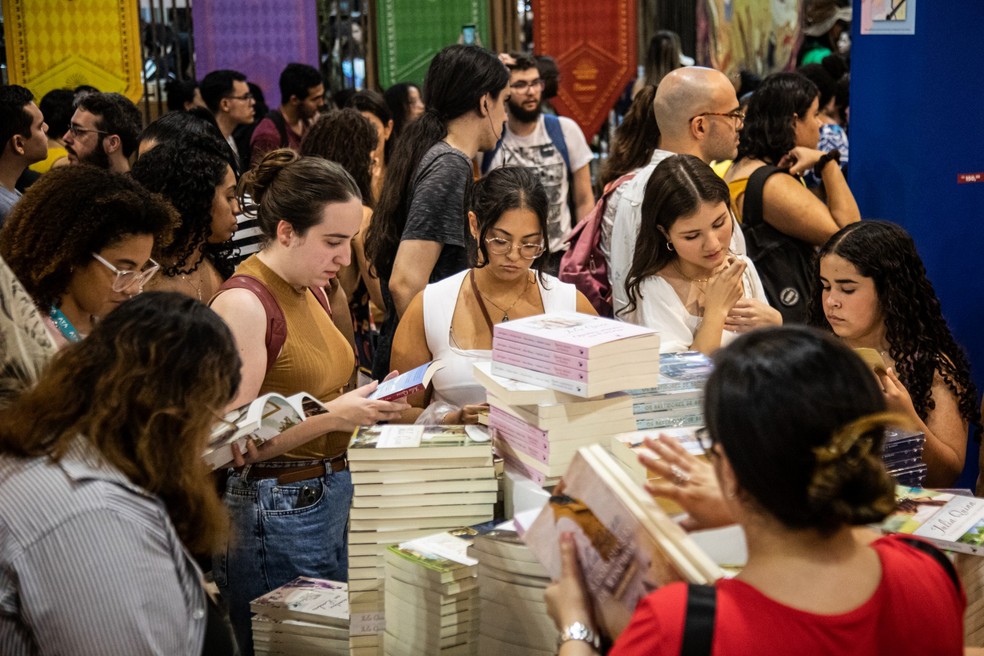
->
[681,583,716,656]
[214,274,286,373]
[741,164,783,228]
[894,536,962,594]
[267,109,290,148]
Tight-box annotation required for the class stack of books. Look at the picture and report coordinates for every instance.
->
[466,528,554,656]
[882,427,927,486]
[489,312,661,398]
[250,577,349,655]
[626,351,712,431]
[346,424,496,655]
[522,444,723,638]
[382,525,493,656]
[609,426,705,487]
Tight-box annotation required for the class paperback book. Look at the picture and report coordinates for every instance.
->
[880,486,984,556]
[369,361,444,401]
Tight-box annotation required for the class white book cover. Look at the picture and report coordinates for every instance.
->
[493,312,658,357]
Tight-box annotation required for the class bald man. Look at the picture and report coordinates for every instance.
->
[607,67,745,317]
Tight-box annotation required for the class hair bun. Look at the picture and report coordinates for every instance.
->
[240,148,300,205]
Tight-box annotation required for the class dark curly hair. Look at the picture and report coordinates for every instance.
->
[598,84,660,191]
[0,165,178,312]
[0,292,240,555]
[736,72,818,165]
[131,138,235,277]
[75,92,143,157]
[300,108,377,207]
[807,221,981,439]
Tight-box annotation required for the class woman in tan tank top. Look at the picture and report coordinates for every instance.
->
[209,150,408,655]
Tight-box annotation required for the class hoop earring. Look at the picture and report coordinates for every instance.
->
[666,242,675,252]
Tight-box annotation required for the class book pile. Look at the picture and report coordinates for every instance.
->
[882,428,927,486]
[609,426,705,486]
[626,351,712,431]
[879,485,984,556]
[382,525,493,656]
[250,577,348,655]
[347,424,496,655]
[466,528,554,656]
[522,444,723,638]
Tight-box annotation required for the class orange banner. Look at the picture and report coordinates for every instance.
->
[2,0,143,102]
[533,0,637,140]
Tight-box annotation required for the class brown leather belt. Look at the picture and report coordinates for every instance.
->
[243,454,348,485]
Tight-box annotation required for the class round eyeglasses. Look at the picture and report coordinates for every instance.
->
[91,252,160,292]
[485,237,545,260]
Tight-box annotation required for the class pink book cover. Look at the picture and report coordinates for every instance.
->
[492,426,550,464]
[489,406,549,441]
[493,312,657,358]
[493,335,590,370]
[493,348,588,382]
[495,443,551,486]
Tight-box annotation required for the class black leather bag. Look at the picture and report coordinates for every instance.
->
[741,165,816,324]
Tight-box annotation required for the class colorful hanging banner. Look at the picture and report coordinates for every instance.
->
[533,0,637,140]
[2,0,142,101]
[376,0,489,89]
[192,0,320,107]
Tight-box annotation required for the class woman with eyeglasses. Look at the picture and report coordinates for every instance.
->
[132,136,241,299]
[390,167,595,424]
[0,292,241,655]
[620,155,779,355]
[722,72,860,324]
[0,165,177,347]
[545,327,965,656]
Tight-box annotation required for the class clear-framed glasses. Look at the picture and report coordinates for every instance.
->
[485,237,545,260]
[68,123,109,137]
[91,253,160,292]
[690,110,745,129]
[509,79,544,93]
[225,93,254,102]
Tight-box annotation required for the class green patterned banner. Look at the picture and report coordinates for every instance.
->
[376,0,489,89]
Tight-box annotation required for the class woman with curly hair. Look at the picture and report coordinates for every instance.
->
[301,108,384,373]
[347,90,394,203]
[809,221,980,486]
[723,72,860,323]
[0,292,241,654]
[0,166,177,348]
[131,137,240,296]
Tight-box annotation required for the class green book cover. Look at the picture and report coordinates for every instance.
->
[349,424,492,458]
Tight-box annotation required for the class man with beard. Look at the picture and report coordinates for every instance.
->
[481,53,594,275]
[62,92,141,174]
[249,63,325,166]
[0,86,48,224]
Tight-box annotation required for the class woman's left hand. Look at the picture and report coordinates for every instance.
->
[724,298,783,332]
[545,532,596,632]
[879,367,919,420]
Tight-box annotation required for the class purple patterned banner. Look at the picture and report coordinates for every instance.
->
[192,0,320,106]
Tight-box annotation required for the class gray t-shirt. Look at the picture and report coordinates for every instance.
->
[402,141,472,285]
[0,186,22,227]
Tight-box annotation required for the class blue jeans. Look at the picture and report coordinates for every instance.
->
[213,462,352,656]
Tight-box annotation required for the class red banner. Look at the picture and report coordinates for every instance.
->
[533,0,637,140]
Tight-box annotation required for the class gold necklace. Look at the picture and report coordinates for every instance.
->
[480,272,530,321]
[673,260,710,285]
[469,270,531,333]
[179,273,203,301]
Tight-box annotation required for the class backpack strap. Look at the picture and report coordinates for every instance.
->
[741,165,783,228]
[894,535,962,595]
[543,114,571,172]
[480,138,503,175]
[681,583,716,656]
[267,109,290,149]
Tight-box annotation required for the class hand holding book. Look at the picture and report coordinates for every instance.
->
[545,532,601,654]
[640,435,735,532]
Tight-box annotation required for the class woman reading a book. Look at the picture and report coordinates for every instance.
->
[808,221,980,487]
[209,149,409,655]
[131,136,241,300]
[390,166,595,424]
[620,155,780,354]
[0,165,178,348]
[545,326,965,655]
[0,292,240,655]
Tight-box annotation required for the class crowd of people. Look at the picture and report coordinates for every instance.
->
[0,12,980,654]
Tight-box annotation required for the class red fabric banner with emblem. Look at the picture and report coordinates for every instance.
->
[533,0,637,140]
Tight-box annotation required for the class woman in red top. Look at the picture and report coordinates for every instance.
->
[546,326,965,656]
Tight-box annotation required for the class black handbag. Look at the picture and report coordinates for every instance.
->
[741,165,817,325]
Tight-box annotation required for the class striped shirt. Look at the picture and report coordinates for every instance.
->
[227,192,264,268]
[0,438,207,655]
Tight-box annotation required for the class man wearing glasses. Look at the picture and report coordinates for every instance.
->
[609,67,746,318]
[481,53,595,276]
[62,92,141,174]
[200,69,256,166]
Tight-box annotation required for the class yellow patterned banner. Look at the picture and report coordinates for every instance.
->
[2,0,143,102]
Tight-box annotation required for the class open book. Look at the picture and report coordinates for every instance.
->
[369,361,443,401]
[204,392,328,469]
[522,444,723,638]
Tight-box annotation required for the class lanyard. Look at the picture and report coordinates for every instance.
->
[49,306,82,343]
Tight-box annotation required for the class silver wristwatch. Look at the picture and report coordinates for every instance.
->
[559,621,601,650]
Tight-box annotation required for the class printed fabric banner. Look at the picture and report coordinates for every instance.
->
[2,0,142,101]
[533,0,637,140]
[192,0,320,107]
[376,0,489,89]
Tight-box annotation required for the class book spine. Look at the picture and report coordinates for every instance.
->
[493,335,590,370]
[493,349,589,382]
[634,413,704,430]
[493,324,592,357]
[497,449,550,485]
[490,361,590,397]
[492,426,550,463]
[632,396,703,413]
[488,407,549,442]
